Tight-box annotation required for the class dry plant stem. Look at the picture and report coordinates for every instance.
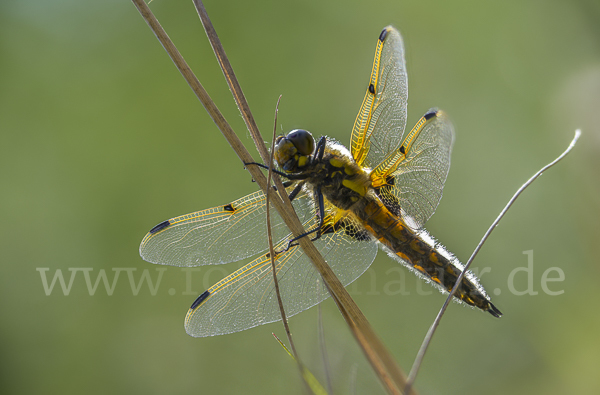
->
[130,0,265,189]
[193,0,289,201]
[266,96,299,361]
[317,302,333,395]
[350,363,359,395]
[192,2,299,255]
[133,1,410,393]
[193,0,267,162]
[266,98,312,393]
[405,130,582,394]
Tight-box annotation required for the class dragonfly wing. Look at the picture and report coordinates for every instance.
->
[371,109,455,228]
[139,185,315,267]
[351,26,408,169]
[184,213,378,337]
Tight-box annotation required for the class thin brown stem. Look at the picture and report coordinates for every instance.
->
[317,297,333,395]
[405,130,581,393]
[266,96,310,392]
[192,0,269,164]
[265,96,298,358]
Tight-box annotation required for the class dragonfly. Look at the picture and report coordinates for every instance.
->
[140,26,501,337]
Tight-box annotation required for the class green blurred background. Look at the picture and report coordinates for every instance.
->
[2,0,599,394]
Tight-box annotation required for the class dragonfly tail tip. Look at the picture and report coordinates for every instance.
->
[487,302,503,318]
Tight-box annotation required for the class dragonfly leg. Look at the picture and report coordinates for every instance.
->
[245,162,310,181]
[313,186,325,239]
[313,136,327,163]
[287,181,305,202]
[244,162,290,177]
[278,186,325,253]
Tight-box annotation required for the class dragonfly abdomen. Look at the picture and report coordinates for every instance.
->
[356,196,502,317]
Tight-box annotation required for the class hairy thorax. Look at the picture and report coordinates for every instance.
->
[302,141,373,211]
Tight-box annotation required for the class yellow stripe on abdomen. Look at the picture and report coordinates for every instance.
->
[354,196,498,314]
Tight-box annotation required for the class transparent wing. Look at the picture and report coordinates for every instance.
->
[370,109,454,228]
[139,185,314,267]
[351,26,408,169]
[184,213,378,337]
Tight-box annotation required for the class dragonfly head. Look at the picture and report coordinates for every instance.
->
[274,129,315,172]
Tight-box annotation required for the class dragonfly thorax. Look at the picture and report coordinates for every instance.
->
[274,129,315,172]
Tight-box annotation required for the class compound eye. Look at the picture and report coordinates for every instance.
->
[286,129,315,156]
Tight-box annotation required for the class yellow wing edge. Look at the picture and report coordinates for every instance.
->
[184,244,300,328]
[350,26,393,166]
[370,109,443,188]
[139,204,236,248]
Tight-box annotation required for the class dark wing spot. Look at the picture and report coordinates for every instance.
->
[379,28,388,42]
[348,228,371,241]
[190,290,210,310]
[223,204,235,212]
[320,215,371,241]
[424,109,438,120]
[149,220,170,234]
[368,83,375,94]
[338,217,371,241]
[375,185,402,217]
[399,146,405,154]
